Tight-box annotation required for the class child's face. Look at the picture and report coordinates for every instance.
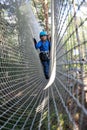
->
[40,36,47,41]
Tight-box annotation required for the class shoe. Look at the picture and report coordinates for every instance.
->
[45,75,49,79]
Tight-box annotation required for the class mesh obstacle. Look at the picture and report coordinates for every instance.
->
[0,0,87,130]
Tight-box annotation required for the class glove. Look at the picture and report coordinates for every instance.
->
[33,38,37,45]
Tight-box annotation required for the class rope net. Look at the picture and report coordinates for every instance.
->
[54,0,87,129]
[0,0,87,130]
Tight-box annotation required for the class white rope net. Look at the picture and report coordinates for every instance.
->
[0,0,87,130]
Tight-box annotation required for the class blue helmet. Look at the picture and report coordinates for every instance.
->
[40,31,47,37]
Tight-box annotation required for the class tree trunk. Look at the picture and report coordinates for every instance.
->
[41,0,49,32]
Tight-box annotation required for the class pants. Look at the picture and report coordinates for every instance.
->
[41,59,50,78]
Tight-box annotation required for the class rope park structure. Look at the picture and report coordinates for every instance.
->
[0,0,87,129]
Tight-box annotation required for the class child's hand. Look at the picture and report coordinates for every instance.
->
[33,38,37,44]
